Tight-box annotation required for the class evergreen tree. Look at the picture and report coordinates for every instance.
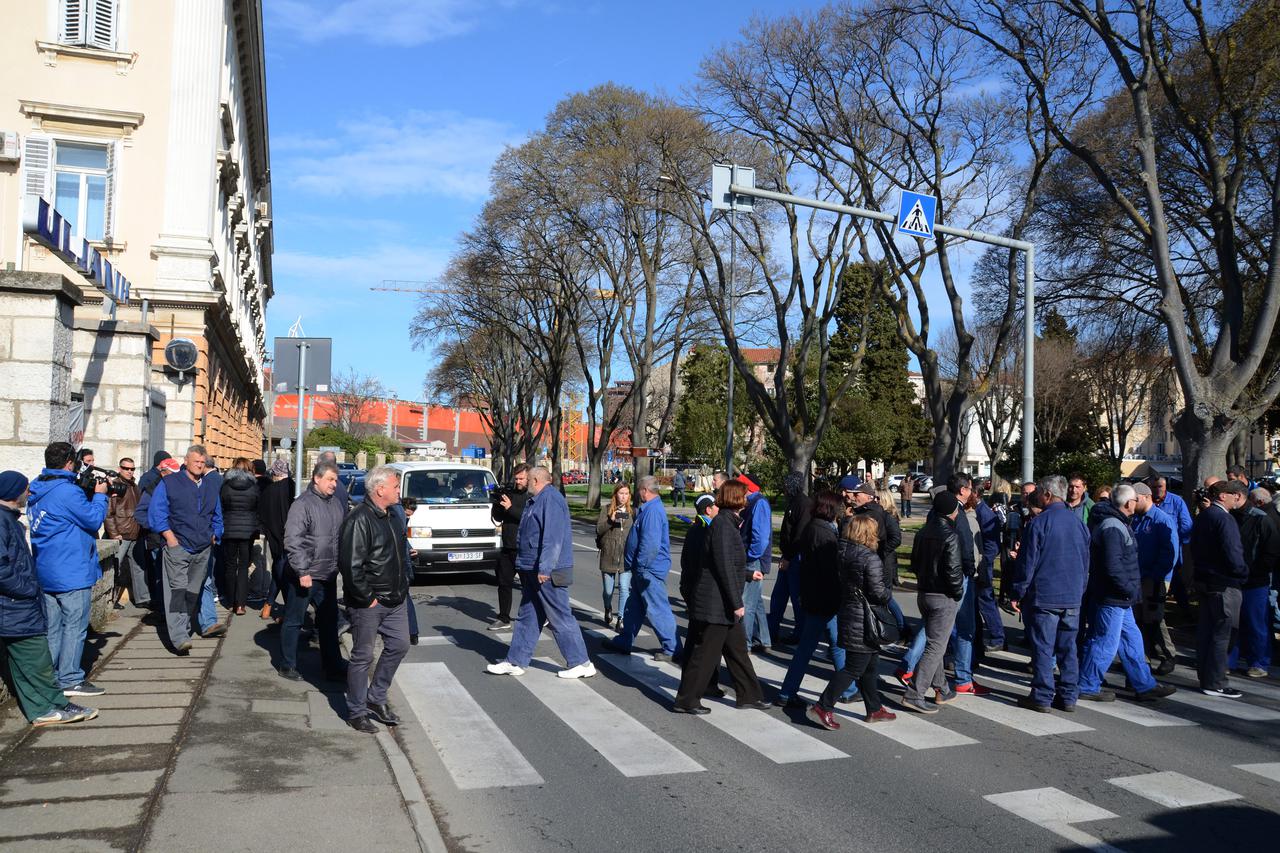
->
[672,345,753,465]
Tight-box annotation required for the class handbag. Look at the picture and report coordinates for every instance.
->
[855,586,900,647]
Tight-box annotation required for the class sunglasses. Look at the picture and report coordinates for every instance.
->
[120,466,136,472]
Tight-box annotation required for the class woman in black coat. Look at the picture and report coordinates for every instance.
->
[257,460,294,621]
[673,480,766,714]
[220,458,260,614]
[807,514,895,730]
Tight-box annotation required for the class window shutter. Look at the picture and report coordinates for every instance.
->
[104,140,119,240]
[87,0,117,50]
[59,0,85,45]
[22,135,51,201]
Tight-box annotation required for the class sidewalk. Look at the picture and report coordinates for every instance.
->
[0,602,437,852]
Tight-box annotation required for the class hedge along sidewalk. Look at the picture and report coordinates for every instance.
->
[0,604,228,851]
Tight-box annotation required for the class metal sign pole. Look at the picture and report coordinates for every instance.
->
[725,204,737,477]
[294,341,308,496]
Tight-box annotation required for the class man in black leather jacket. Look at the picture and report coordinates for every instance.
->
[339,465,411,733]
[902,491,964,714]
[488,463,530,630]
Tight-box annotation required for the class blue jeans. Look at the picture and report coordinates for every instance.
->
[902,577,973,683]
[505,571,589,667]
[1228,586,1272,669]
[602,571,632,617]
[742,563,771,648]
[1027,606,1080,706]
[777,613,856,701]
[199,558,218,631]
[767,560,802,639]
[617,568,680,656]
[1079,603,1156,695]
[280,576,341,672]
[887,596,905,632]
[42,587,93,688]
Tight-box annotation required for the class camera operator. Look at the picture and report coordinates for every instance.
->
[28,442,109,697]
[105,458,148,611]
[488,463,530,631]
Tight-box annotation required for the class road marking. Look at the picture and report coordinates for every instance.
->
[595,645,846,764]
[947,690,1094,736]
[1165,689,1280,721]
[1236,763,1280,784]
[985,787,1123,853]
[748,652,978,750]
[517,660,705,777]
[978,670,1196,728]
[397,662,544,790]
[1107,771,1241,809]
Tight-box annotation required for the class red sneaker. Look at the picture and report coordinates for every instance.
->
[955,681,991,696]
[895,670,914,689]
[866,708,897,723]
[805,704,841,731]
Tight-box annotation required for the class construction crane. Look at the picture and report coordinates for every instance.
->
[370,279,451,294]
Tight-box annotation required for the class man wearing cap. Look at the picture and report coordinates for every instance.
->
[0,471,99,727]
[135,456,181,609]
[1010,475,1091,712]
[1191,479,1251,697]
[737,474,774,652]
[1130,482,1180,674]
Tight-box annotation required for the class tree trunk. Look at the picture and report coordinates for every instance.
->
[1174,408,1234,499]
[585,442,608,510]
[931,417,964,485]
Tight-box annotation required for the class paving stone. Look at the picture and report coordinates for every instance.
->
[90,693,194,710]
[0,796,148,838]
[0,769,164,804]
[29,725,179,748]
[0,744,171,777]
[307,692,350,730]
[82,681,192,694]
[94,670,200,682]
[110,649,215,659]
[82,707,186,727]
[1,839,126,852]
[251,699,309,716]
[101,660,208,671]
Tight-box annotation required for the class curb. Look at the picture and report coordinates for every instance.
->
[339,631,448,853]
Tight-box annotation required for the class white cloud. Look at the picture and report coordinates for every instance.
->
[270,0,513,48]
[278,110,521,201]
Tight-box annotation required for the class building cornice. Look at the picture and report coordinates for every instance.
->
[231,0,270,187]
[20,99,145,133]
[35,40,138,74]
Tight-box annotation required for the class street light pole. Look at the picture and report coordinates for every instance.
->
[725,206,737,477]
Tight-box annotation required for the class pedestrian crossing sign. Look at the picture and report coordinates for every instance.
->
[897,191,938,239]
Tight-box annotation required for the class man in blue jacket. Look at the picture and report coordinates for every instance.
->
[148,445,224,655]
[1191,480,1250,697]
[738,474,773,652]
[28,442,109,696]
[1148,475,1193,609]
[1078,484,1175,703]
[1010,475,1091,712]
[1,470,98,726]
[1131,483,1180,674]
[487,466,594,679]
[604,475,680,660]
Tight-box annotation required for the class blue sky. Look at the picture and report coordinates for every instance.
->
[263,0,820,398]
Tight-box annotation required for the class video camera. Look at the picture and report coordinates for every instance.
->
[78,465,129,501]
[490,484,516,506]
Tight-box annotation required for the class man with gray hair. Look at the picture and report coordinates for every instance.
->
[1227,486,1280,679]
[486,467,595,679]
[278,460,348,682]
[1078,484,1175,703]
[1130,482,1180,674]
[1009,474,1091,712]
[317,451,349,505]
[604,475,679,661]
[339,465,411,732]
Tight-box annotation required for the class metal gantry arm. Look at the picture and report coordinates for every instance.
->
[725,179,1036,485]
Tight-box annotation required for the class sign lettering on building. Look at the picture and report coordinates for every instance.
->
[21,196,132,304]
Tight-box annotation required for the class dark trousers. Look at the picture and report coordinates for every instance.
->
[672,487,685,507]
[221,538,253,609]
[818,649,881,713]
[1195,584,1241,690]
[280,576,341,672]
[1138,577,1176,664]
[0,634,69,722]
[347,600,410,719]
[496,549,517,622]
[976,571,1005,646]
[1026,606,1080,706]
[674,619,762,709]
[901,492,913,517]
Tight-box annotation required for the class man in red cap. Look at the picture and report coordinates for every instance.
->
[737,474,773,652]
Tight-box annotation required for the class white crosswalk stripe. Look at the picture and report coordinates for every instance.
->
[976,670,1197,728]
[516,660,705,778]
[947,689,1094,736]
[398,662,544,790]
[1107,771,1241,809]
[1236,763,1280,784]
[1165,689,1280,721]
[984,787,1123,853]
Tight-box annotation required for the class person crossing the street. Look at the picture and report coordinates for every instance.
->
[604,476,680,661]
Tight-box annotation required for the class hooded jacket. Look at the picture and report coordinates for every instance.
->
[797,518,841,618]
[1087,500,1141,607]
[220,469,261,541]
[1132,504,1179,582]
[0,504,45,637]
[28,469,108,593]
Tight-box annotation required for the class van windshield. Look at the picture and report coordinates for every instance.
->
[402,469,496,505]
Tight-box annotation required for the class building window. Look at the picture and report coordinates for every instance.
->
[53,142,110,242]
[59,0,118,51]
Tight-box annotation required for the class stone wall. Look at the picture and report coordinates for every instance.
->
[0,272,82,476]
[71,316,160,469]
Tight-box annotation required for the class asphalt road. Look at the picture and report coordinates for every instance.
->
[390,519,1280,853]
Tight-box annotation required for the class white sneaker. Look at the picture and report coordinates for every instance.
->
[485,661,525,676]
[557,661,597,680]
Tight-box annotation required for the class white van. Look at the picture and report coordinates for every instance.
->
[387,462,501,574]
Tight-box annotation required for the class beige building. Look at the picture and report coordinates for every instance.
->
[0,0,271,469]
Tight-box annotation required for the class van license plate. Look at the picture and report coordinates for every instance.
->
[447,552,483,562]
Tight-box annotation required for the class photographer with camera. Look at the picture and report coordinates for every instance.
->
[28,442,110,697]
[105,457,147,611]
[488,463,530,631]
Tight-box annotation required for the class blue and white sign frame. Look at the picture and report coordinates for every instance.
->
[21,196,132,304]
[896,191,938,239]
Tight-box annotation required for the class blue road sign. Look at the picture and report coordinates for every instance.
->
[897,191,938,239]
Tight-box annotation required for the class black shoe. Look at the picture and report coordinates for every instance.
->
[277,667,303,681]
[652,652,671,663]
[735,700,771,710]
[1154,659,1176,676]
[602,638,632,655]
[367,703,401,726]
[1078,689,1116,702]
[1135,683,1176,702]
[672,704,710,715]
[704,688,727,699]
[347,715,379,734]
[409,634,419,646]
[1016,695,1051,713]
[1051,697,1076,712]
[750,644,770,654]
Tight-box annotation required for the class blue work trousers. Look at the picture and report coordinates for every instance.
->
[1079,603,1156,695]
[505,571,589,667]
[617,567,680,656]
[1228,586,1273,670]
[1026,605,1080,707]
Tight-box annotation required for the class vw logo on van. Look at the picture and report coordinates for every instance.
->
[460,529,469,538]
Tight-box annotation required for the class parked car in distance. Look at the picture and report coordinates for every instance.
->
[888,472,933,493]
[337,461,358,472]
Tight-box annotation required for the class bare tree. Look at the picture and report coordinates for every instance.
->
[969,325,1023,487]
[1080,324,1170,463]
[327,368,387,437]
